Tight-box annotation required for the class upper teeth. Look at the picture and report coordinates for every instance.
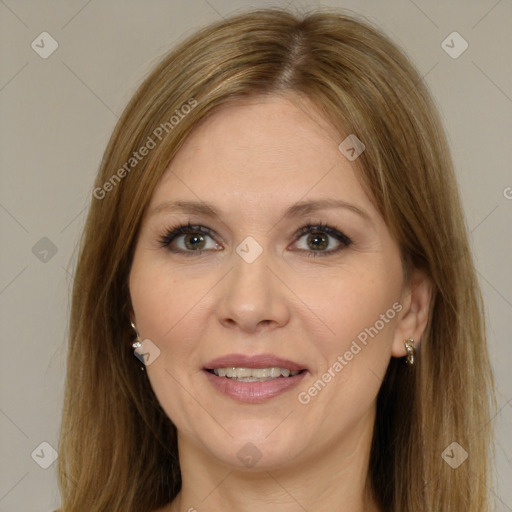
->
[213,367,300,378]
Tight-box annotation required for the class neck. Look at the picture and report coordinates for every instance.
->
[167,408,381,512]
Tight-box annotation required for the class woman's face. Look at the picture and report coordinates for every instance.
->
[129,94,420,471]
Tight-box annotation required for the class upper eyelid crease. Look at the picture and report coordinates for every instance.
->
[148,199,371,224]
[158,222,352,258]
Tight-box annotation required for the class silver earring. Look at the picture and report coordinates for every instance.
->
[130,322,145,371]
[404,338,415,366]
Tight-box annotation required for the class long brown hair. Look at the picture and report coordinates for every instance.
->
[56,7,496,511]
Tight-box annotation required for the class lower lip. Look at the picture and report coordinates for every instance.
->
[203,370,307,403]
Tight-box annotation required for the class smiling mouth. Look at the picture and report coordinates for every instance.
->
[206,367,306,382]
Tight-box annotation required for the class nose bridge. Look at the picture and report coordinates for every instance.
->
[230,235,273,301]
[217,235,289,330]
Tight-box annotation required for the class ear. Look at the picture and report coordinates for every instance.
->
[391,268,433,358]
[128,310,137,330]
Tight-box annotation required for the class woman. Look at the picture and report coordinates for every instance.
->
[55,7,496,512]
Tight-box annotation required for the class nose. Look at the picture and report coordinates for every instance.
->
[216,243,291,333]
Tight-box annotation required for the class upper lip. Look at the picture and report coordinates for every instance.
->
[204,353,307,372]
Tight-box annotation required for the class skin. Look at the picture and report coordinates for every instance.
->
[129,94,432,512]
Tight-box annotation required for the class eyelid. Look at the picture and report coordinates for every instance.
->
[157,222,221,250]
[293,222,352,247]
[158,220,353,256]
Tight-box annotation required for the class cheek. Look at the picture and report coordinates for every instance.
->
[297,280,400,430]
[130,260,206,424]
[302,262,402,379]
[301,261,399,332]
[130,256,199,342]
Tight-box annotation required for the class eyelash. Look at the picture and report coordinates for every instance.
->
[157,221,353,258]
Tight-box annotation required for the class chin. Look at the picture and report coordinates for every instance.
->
[202,426,307,471]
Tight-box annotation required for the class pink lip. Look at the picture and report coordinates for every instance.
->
[203,353,308,404]
[204,353,307,372]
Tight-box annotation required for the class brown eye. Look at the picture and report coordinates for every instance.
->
[306,232,329,251]
[293,223,352,257]
[183,233,207,250]
[158,223,222,255]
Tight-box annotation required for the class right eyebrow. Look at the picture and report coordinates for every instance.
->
[149,200,219,218]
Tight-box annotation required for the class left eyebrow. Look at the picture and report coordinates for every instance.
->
[281,198,371,223]
[148,198,371,223]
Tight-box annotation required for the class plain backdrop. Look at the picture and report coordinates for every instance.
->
[0,1,511,511]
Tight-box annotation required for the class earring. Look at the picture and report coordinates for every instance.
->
[130,321,145,372]
[404,338,415,366]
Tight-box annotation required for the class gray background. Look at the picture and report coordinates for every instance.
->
[0,1,511,511]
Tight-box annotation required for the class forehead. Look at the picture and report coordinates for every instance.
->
[147,94,377,222]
